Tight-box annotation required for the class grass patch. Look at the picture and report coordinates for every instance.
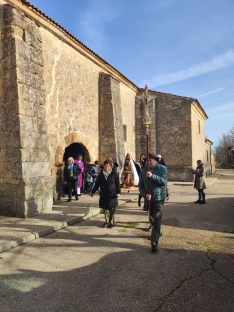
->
[125,223,138,228]
[215,163,234,169]
[0,256,3,260]
[186,241,200,246]
[118,229,127,232]
[203,234,218,252]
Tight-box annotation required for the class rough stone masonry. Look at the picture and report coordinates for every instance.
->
[0,4,53,217]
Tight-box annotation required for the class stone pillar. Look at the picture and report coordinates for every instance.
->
[135,91,156,160]
[0,5,53,217]
[99,73,125,170]
[135,96,146,160]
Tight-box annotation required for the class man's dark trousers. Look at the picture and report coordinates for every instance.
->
[150,200,165,247]
[68,180,77,200]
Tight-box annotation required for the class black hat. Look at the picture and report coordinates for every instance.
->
[149,152,157,160]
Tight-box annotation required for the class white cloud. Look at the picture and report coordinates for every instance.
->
[197,87,228,98]
[77,1,120,51]
[141,50,234,88]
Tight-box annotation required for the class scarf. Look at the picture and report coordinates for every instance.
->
[103,169,112,180]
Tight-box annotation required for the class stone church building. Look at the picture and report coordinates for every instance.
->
[0,0,213,217]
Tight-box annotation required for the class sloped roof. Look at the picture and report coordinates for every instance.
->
[5,0,138,91]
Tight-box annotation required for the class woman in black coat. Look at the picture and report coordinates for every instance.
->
[64,157,82,202]
[90,159,121,228]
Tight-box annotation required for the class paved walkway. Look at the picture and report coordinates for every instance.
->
[0,169,233,311]
[0,173,221,253]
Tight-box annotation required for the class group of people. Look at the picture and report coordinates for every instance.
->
[63,155,84,202]
[62,152,207,253]
[63,156,101,201]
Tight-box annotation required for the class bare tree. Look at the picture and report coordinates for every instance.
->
[231,125,234,140]
[214,130,234,166]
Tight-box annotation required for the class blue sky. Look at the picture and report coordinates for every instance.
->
[29,0,234,147]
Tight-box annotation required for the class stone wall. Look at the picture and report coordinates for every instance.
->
[0,2,138,216]
[41,27,101,170]
[99,73,125,169]
[204,139,213,175]
[135,93,156,163]
[0,0,211,215]
[119,83,136,160]
[211,153,216,173]
[40,27,137,192]
[135,90,210,181]
[191,104,206,166]
[0,4,53,217]
[136,90,196,181]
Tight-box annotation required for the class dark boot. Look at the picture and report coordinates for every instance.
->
[199,200,206,204]
[138,194,141,207]
[199,194,206,204]
[194,199,201,203]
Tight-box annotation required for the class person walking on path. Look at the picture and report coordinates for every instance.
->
[90,159,121,228]
[74,154,85,196]
[139,152,168,252]
[64,157,82,202]
[147,154,170,232]
[191,159,207,204]
[89,160,100,193]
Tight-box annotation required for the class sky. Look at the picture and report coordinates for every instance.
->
[29,0,234,148]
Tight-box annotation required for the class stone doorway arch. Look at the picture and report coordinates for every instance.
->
[54,131,91,166]
[63,143,90,164]
[54,131,91,198]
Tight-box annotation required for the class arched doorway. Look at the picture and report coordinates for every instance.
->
[54,132,93,200]
[63,142,90,164]
[63,142,91,194]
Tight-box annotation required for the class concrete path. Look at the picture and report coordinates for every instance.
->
[0,169,233,311]
[0,173,220,253]
[0,190,138,253]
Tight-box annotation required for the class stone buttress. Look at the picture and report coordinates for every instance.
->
[99,73,125,170]
[0,4,53,217]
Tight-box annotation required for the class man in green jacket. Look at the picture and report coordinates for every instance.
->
[139,152,168,252]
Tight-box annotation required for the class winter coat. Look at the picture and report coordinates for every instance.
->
[64,163,82,186]
[88,165,99,178]
[194,165,207,190]
[91,169,121,209]
[139,164,168,202]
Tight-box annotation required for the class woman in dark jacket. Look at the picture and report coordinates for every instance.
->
[64,157,82,202]
[191,160,207,204]
[90,159,121,228]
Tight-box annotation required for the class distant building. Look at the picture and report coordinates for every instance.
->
[0,0,213,217]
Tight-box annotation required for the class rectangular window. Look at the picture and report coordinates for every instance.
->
[123,125,127,142]
[207,150,209,161]
[198,120,200,134]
